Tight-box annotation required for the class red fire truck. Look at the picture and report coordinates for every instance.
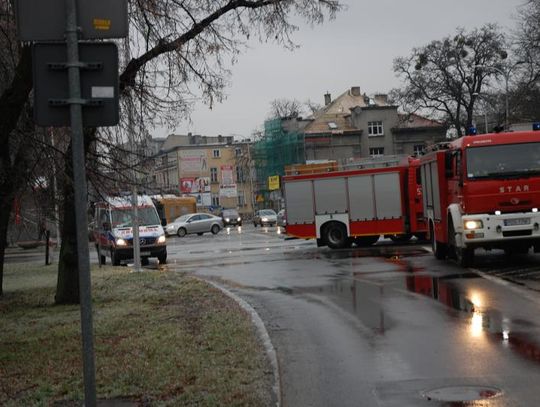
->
[282,157,426,249]
[420,130,540,266]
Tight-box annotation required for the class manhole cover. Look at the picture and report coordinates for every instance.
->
[423,385,502,402]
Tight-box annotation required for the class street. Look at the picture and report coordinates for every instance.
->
[167,226,540,407]
[7,225,540,406]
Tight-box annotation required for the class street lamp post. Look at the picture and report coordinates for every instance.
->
[474,64,509,131]
[474,61,523,131]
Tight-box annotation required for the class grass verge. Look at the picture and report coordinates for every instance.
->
[0,263,272,406]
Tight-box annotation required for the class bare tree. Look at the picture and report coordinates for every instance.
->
[392,25,508,136]
[509,0,540,122]
[269,98,304,118]
[0,0,344,298]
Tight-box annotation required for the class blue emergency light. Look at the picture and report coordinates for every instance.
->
[467,126,477,135]
[533,122,540,131]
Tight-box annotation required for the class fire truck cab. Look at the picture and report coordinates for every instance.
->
[421,130,540,266]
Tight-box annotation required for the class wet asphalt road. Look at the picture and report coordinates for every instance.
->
[7,226,540,406]
[166,226,540,407]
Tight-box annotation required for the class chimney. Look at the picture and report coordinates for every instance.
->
[350,86,361,96]
[324,92,332,106]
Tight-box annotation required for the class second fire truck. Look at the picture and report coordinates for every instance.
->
[283,157,426,249]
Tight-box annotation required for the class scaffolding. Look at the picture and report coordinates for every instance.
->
[252,118,305,208]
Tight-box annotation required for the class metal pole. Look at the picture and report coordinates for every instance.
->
[124,30,141,272]
[504,75,509,131]
[65,0,97,405]
[49,129,61,250]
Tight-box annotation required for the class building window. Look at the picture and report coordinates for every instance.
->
[210,167,218,182]
[211,194,220,207]
[369,147,384,157]
[368,121,384,136]
[235,147,242,157]
[213,149,221,158]
[238,190,245,207]
[236,166,245,183]
[413,144,425,155]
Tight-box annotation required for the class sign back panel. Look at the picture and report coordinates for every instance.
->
[16,0,128,41]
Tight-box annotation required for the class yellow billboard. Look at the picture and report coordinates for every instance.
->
[268,175,280,191]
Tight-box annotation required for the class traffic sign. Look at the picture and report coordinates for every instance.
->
[32,42,119,127]
[16,0,128,41]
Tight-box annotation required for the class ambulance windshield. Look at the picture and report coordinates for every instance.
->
[111,207,160,227]
[466,142,540,179]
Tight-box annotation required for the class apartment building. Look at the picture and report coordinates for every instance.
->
[151,134,254,216]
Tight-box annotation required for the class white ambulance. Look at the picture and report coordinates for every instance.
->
[93,195,167,265]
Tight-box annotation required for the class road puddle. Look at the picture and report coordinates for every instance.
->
[381,256,540,367]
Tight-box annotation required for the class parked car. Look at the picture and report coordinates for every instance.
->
[277,209,286,227]
[222,208,242,226]
[165,213,224,237]
[253,209,277,227]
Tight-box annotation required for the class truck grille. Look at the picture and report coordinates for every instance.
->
[127,237,156,246]
[503,230,532,237]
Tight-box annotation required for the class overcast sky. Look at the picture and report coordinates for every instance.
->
[154,0,524,140]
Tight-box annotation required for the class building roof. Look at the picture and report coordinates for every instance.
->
[396,113,444,129]
[304,87,391,135]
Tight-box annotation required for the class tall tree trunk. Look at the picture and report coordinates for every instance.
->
[55,130,95,304]
[0,45,33,296]
[55,140,80,304]
[0,195,14,296]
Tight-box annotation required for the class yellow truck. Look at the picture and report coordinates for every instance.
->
[152,195,197,225]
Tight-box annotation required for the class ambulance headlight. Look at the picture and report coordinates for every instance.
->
[465,220,483,230]
[116,238,127,246]
[157,235,166,244]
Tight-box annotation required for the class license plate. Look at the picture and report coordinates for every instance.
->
[504,218,530,226]
[141,251,151,256]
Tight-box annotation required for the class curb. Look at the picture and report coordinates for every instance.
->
[202,279,281,407]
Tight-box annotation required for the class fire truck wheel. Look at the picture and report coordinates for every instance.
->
[430,224,446,260]
[389,234,412,243]
[447,220,474,266]
[355,236,379,247]
[455,247,474,267]
[324,222,348,249]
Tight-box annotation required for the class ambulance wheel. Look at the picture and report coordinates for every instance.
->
[354,235,379,247]
[158,251,167,264]
[324,222,348,249]
[111,249,121,266]
[430,223,446,260]
[96,245,106,265]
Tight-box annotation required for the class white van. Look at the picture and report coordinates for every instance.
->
[93,195,167,265]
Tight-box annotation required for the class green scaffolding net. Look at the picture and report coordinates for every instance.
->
[251,118,305,206]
